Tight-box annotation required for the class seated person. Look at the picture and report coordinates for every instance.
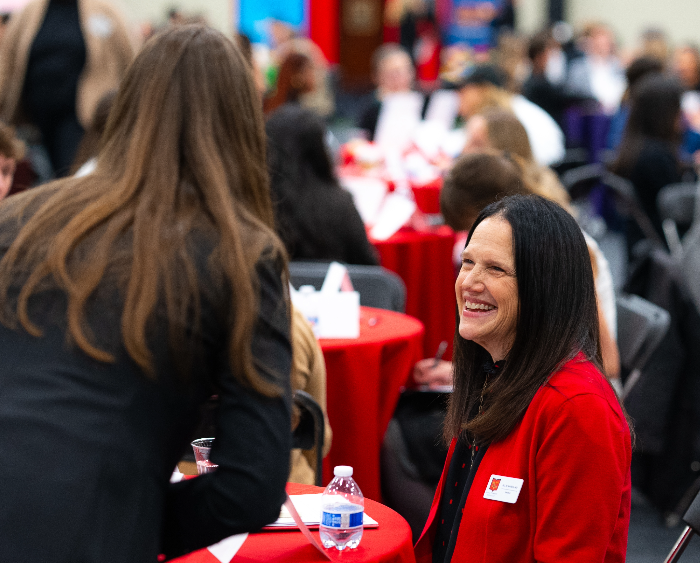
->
[415,194,631,563]
[566,22,626,115]
[521,30,594,128]
[429,151,620,383]
[455,63,565,166]
[358,43,425,140]
[266,103,379,265]
[289,306,332,485]
[264,51,316,115]
[0,120,25,199]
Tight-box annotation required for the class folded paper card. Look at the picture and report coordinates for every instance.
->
[207,533,248,563]
[290,262,360,339]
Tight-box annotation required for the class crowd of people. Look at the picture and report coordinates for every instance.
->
[0,1,697,562]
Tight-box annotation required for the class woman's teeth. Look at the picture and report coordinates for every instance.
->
[465,301,495,311]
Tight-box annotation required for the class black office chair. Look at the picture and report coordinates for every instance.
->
[289,262,406,313]
[561,163,665,248]
[616,293,671,401]
[664,486,700,562]
[656,182,699,255]
[292,390,326,487]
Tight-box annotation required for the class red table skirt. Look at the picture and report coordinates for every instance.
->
[370,227,456,361]
[173,483,417,563]
[320,308,424,500]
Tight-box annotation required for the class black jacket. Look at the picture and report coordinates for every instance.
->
[0,193,292,562]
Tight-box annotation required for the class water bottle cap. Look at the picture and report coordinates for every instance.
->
[299,285,316,295]
[333,465,353,477]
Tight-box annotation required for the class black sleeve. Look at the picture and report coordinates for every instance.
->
[161,258,292,560]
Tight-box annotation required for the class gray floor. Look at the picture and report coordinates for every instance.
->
[628,501,700,562]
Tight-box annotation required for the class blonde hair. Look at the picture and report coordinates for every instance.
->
[0,25,285,396]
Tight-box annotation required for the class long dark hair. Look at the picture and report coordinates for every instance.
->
[612,73,683,174]
[266,103,339,257]
[444,195,603,444]
[0,25,285,396]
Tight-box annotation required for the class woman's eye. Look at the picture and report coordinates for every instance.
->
[490,266,504,273]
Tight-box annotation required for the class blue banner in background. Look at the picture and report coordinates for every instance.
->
[442,0,503,49]
[238,0,307,44]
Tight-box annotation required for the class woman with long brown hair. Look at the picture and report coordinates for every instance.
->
[0,25,292,562]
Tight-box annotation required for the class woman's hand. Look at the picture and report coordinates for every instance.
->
[412,359,453,389]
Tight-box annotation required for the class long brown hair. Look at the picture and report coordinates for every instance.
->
[445,195,606,444]
[0,25,285,396]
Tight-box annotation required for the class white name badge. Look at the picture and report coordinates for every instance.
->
[483,474,524,504]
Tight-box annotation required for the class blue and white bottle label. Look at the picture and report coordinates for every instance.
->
[321,510,363,528]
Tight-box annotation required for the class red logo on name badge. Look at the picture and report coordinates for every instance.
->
[489,478,501,492]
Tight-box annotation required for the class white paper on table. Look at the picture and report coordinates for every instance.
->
[265,494,378,528]
[207,533,248,563]
[169,468,184,483]
[374,92,424,152]
[370,193,417,241]
[423,89,460,131]
[340,176,388,226]
[317,291,360,338]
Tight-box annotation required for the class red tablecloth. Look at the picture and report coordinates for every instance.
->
[370,227,456,361]
[319,307,424,501]
[173,483,417,563]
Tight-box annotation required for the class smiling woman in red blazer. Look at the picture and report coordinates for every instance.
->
[415,194,632,563]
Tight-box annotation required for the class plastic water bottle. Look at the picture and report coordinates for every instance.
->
[319,466,364,550]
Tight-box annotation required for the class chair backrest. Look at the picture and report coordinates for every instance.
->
[657,182,697,230]
[681,226,700,315]
[562,163,664,247]
[616,293,671,401]
[289,262,406,313]
[663,485,700,563]
[292,390,325,487]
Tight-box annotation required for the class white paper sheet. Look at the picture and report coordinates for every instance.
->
[340,176,388,226]
[423,89,460,130]
[370,193,417,241]
[374,92,424,152]
[207,533,248,563]
[266,494,378,528]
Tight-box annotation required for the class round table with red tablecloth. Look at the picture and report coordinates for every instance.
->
[370,226,456,361]
[319,307,424,501]
[172,483,417,563]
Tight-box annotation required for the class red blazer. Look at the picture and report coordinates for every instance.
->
[415,355,631,563]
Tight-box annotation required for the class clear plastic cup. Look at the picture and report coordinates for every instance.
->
[191,438,218,474]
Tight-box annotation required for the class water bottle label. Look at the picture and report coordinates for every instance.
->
[321,510,363,528]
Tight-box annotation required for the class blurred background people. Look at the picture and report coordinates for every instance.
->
[606,56,665,151]
[0,0,135,177]
[611,73,691,246]
[263,51,315,115]
[521,30,593,128]
[358,43,420,141]
[456,63,565,166]
[266,103,378,265]
[672,44,700,93]
[566,22,626,114]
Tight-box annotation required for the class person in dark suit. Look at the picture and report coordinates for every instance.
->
[0,24,292,562]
